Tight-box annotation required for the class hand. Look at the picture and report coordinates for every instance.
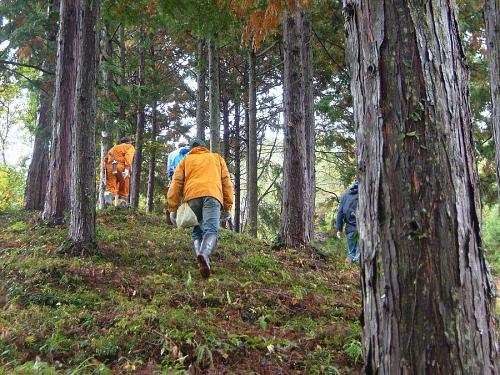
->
[220,210,231,222]
[169,211,176,225]
[336,231,342,240]
[122,169,130,179]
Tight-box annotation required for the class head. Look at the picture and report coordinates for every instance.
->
[119,136,132,144]
[189,138,207,148]
[178,142,187,148]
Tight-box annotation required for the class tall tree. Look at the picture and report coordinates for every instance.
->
[97,24,113,210]
[68,0,100,253]
[280,2,315,246]
[485,0,500,205]
[24,0,59,211]
[196,38,207,141]
[247,48,258,237]
[234,99,242,232]
[208,38,220,153]
[130,25,146,208]
[146,101,158,213]
[343,0,498,372]
[42,0,79,224]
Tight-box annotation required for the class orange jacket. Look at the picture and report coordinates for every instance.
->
[167,146,234,212]
[105,143,135,168]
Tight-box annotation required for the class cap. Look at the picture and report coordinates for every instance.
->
[189,138,207,148]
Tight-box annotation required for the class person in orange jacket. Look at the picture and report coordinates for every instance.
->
[104,137,135,207]
[167,138,234,278]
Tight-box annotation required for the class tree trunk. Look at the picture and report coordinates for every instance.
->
[130,25,145,209]
[302,9,315,237]
[485,0,500,206]
[42,0,79,224]
[343,0,498,373]
[279,3,313,246]
[97,24,112,210]
[24,90,51,210]
[208,38,220,153]
[146,101,158,213]
[196,38,207,141]
[24,0,58,211]
[247,49,258,237]
[117,24,126,140]
[222,95,230,162]
[68,0,100,253]
[234,99,241,232]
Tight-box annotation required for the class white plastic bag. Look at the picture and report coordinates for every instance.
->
[176,202,199,228]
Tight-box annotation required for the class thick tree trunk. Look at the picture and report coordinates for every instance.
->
[279,3,313,246]
[68,0,100,252]
[302,10,315,237]
[196,39,207,141]
[247,49,258,237]
[485,0,500,206]
[130,26,145,209]
[24,90,51,210]
[343,0,498,373]
[234,100,241,233]
[24,0,58,211]
[208,38,220,153]
[98,24,112,210]
[42,0,79,224]
[146,101,158,213]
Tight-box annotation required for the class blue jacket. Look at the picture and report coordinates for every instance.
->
[167,146,190,180]
[336,181,358,234]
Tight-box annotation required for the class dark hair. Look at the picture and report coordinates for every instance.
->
[189,138,207,148]
[119,137,131,144]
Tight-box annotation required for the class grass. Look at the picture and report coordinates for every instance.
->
[0,209,362,374]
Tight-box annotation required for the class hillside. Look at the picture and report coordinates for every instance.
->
[0,210,362,374]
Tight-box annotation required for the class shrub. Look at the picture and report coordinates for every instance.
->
[0,165,25,210]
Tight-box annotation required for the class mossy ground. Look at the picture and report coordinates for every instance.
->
[0,209,362,374]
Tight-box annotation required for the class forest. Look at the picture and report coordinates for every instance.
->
[0,0,499,373]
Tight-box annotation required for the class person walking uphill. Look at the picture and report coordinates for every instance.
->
[104,137,135,207]
[167,138,234,278]
[336,180,359,264]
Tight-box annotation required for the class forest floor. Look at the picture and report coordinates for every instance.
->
[0,209,362,374]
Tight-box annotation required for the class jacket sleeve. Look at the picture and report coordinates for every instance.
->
[335,196,345,232]
[219,156,234,211]
[124,145,135,167]
[167,158,185,212]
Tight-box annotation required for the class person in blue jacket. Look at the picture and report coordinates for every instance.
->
[166,143,190,181]
[336,180,359,264]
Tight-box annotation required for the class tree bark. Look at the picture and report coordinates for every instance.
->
[343,0,498,373]
[279,3,313,246]
[485,0,500,206]
[24,0,58,211]
[130,25,145,209]
[302,9,315,237]
[24,90,51,210]
[146,101,158,213]
[196,39,207,141]
[208,38,220,153]
[247,49,258,237]
[42,0,79,224]
[97,24,112,210]
[117,24,126,140]
[234,99,241,233]
[68,0,100,252]
[222,95,230,163]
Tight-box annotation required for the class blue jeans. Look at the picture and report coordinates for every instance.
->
[347,231,359,263]
[188,197,221,241]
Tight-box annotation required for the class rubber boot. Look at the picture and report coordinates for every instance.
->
[104,192,113,207]
[198,233,217,279]
[193,238,202,257]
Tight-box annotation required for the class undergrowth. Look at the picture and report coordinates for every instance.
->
[0,209,362,374]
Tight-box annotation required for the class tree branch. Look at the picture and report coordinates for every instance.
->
[0,59,54,75]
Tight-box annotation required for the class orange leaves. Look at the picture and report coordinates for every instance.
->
[16,46,32,58]
[228,0,312,50]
